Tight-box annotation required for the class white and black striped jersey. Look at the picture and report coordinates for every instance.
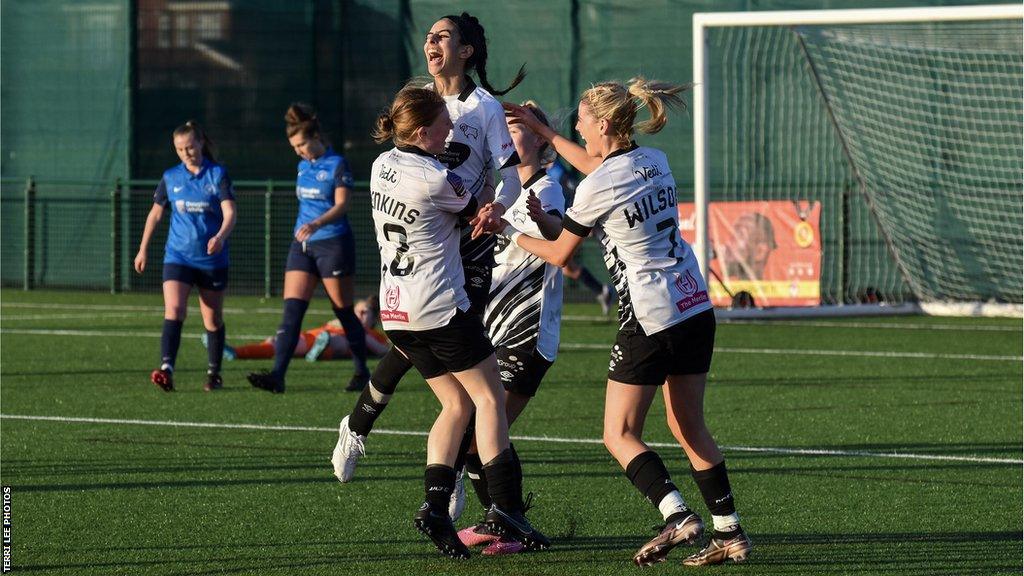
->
[485,170,564,361]
[563,145,712,336]
[370,145,478,332]
[431,78,522,266]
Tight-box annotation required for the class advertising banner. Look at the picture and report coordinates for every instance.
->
[678,201,821,307]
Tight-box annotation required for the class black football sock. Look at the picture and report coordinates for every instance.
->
[626,451,681,512]
[347,348,412,436]
[348,383,391,437]
[691,461,741,539]
[483,447,523,513]
[424,464,456,513]
[464,452,492,510]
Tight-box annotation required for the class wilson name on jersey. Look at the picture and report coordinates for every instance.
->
[370,145,477,332]
[433,78,521,267]
[484,171,564,361]
[563,145,712,336]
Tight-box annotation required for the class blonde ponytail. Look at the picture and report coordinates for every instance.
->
[580,77,690,144]
[627,77,689,135]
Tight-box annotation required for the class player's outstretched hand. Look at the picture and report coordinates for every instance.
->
[133,251,146,274]
[470,202,507,239]
[207,235,224,255]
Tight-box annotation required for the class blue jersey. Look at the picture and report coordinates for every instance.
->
[294,148,354,241]
[154,159,235,269]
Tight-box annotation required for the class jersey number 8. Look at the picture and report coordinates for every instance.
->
[383,223,414,277]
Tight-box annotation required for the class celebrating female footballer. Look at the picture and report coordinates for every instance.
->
[247,103,369,394]
[368,85,547,559]
[501,79,753,566]
[456,101,564,555]
[134,120,236,393]
[332,11,525,488]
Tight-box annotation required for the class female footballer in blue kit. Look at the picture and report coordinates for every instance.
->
[332,11,526,485]
[135,120,237,392]
[502,79,753,567]
[248,104,369,394]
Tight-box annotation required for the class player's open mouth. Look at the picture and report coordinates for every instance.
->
[428,50,443,64]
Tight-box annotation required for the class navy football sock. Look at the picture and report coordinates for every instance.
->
[160,319,184,371]
[334,305,368,375]
[271,298,309,380]
[206,324,225,375]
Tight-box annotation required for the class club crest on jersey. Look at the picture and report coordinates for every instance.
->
[316,170,330,182]
[205,183,217,196]
[380,285,409,322]
[673,271,709,313]
[459,122,479,140]
[447,172,467,198]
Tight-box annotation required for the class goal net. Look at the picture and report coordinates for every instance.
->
[693,5,1023,315]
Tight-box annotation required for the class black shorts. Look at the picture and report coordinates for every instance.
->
[463,263,491,316]
[496,347,553,398]
[607,309,716,385]
[285,234,355,278]
[162,263,228,291]
[386,309,494,380]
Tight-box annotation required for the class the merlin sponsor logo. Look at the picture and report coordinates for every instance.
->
[622,186,677,228]
[459,122,479,140]
[370,190,420,224]
[675,291,710,313]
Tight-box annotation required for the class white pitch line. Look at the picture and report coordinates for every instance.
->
[2,328,1020,362]
[721,319,1023,332]
[2,413,1019,465]
[5,302,1020,332]
[558,342,1022,362]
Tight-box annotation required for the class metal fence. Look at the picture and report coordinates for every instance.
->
[0,176,611,303]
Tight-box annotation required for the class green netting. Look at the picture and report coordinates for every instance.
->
[3,0,1015,305]
[799,21,1023,303]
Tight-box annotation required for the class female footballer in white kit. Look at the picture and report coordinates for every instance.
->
[501,78,753,567]
[368,85,548,560]
[333,11,525,489]
[456,101,565,555]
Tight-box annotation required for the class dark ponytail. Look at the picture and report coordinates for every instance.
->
[284,102,324,143]
[173,120,216,163]
[443,12,525,96]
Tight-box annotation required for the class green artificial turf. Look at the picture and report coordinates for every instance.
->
[1,290,1021,575]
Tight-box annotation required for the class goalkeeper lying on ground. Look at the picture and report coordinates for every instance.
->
[203,297,389,362]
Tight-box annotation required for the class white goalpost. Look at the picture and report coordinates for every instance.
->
[692,4,1023,317]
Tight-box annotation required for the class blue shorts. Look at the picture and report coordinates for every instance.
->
[162,263,229,291]
[285,234,355,278]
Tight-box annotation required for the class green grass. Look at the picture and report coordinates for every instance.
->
[1,290,1021,575]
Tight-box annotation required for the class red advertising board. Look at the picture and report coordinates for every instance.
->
[678,201,822,307]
